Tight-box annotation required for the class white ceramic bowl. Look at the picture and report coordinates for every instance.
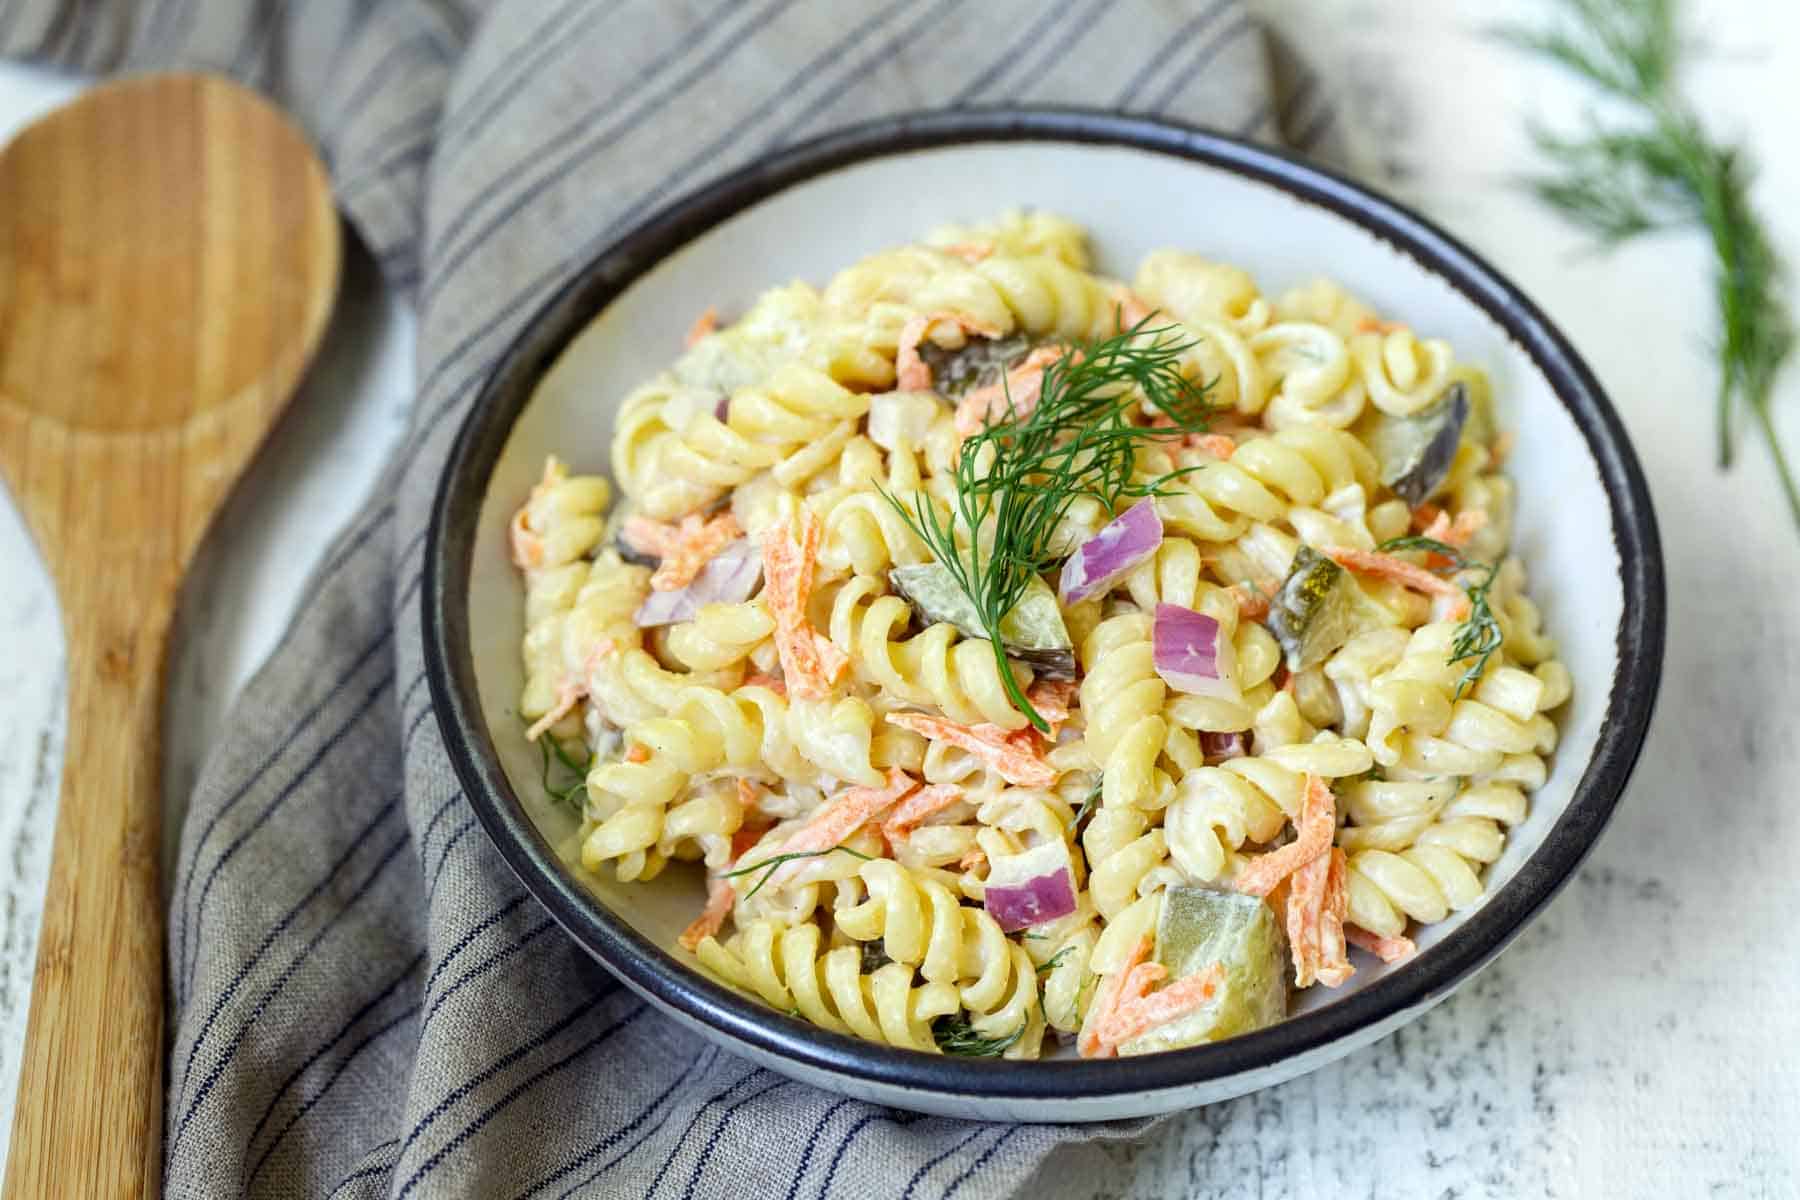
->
[425,110,1663,1122]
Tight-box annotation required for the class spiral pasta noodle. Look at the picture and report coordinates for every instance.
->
[696,919,960,1052]
[824,575,1031,729]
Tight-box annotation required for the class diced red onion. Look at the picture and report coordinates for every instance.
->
[714,395,730,422]
[867,391,942,452]
[1153,603,1241,701]
[1058,499,1163,605]
[1200,730,1251,764]
[632,538,761,627]
[983,841,1078,931]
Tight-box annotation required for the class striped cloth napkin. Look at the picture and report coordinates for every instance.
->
[3,2,1339,1196]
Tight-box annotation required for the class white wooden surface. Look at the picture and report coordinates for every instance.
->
[2,2,1798,1194]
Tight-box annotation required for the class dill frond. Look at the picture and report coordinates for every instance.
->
[932,1014,1026,1057]
[1377,536,1502,697]
[1500,0,1797,527]
[535,733,590,811]
[1070,779,1102,834]
[717,843,873,900]
[880,315,1214,730]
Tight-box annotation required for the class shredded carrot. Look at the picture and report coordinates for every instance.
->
[952,344,1072,436]
[1078,935,1151,1059]
[685,306,719,349]
[741,671,787,698]
[728,817,775,866]
[1314,848,1353,987]
[1230,581,1273,621]
[1285,844,1336,988]
[1023,679,1077,738]
[763,767,918,888]
[1322,546,1470,619]
[894,311,1004,393]
[1235,773,1336,898]
[1094,961,1227,1049]
[884,713,1057,787]
[762,512,846,700]
[524,634,622,741]
[624,743,651,764]
[678,877,736,951]
[1414,505,1488,554]
[1346,925,1417,964]
[937,240,995,263]
[524,682,582,743]
[1286,849,1324,986]
[1188,433,1237,460]
[651,513,741,591]
[880,784,964,842]
[1445,508,1488,548]
[1145,411,1234,459]
[622,512,743,591]
[1354,317,1407,335]
[508,457,568,570]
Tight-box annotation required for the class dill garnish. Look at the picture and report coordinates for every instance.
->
[1499,0,1797,527]
[1378,536,1502,698]
[932,1014,1026,1057]
[1070,780,1102,834]
[535,733,590,812]
[718,843,874,900]
[1035,946,1075,977]
[881,315,1214,731]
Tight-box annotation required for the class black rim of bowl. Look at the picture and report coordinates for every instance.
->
[425,107,1664,1102]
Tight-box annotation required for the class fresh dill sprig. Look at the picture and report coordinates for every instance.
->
[932,1014,1026,1057]
[1499,0,1798,527]
[880,315,1214,732]
[1069,780,1102,834]
[1378,536,1503,698]
[535,733,590,811]
[1375,535,1466,560]
[1034,946,1075,977]
[718,843,873,900]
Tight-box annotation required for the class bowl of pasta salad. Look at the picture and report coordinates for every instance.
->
[424,110,1662,1121]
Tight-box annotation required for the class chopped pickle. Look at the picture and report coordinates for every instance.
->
[1119,886,1288,1054]
[1366,382,1470,505]
[889,563,1077,679]
[917,332,1035,398]
[1452,369,1498,450]
[1267,545,1384,670]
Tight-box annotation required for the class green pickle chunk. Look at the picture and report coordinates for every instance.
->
[1267,545,1378,671]
[1120,886,1288,1054]
[888,563,1077,679]
[1366,382,1471,506]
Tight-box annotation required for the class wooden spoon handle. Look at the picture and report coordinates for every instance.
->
[5,600,171,1198]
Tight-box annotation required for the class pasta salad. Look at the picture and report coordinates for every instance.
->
[509,212,1570,1060]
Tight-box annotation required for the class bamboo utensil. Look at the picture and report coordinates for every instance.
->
[0,73,339,1197]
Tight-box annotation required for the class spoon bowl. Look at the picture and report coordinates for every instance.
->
[0,73,338,1197]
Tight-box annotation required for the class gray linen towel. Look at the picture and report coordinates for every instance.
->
[4,3,1339,1195]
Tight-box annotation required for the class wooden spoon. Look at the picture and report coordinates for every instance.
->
[0,74,339,1196]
